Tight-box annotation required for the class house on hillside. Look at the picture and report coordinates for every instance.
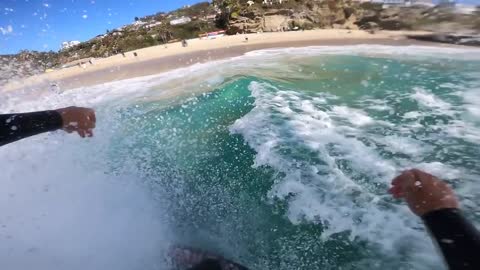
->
[412,0,434,6]
[145,21,163,29]
[133,20,147,26]
[110,30,123,36]
[454,4,476,14]
[263,0,288,5]
[115,26,126,31]
[93,34,107,40]
[170,16,192,26]
[199,30,226,40]
[204,14,217,21]
[247,0,255,6]
[362,0,433,7]
[61,40,80,50]
[438,0,456,6]
[378,0,406,6]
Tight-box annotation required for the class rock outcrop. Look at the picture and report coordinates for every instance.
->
[409,33,480,46]
[226,0,362,33]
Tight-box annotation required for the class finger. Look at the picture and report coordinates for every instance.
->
[87,111,96,128]
[391,170,415,186]
[64,127,75,134]
[388,185,401,194]
[78,130,86,138]
[391,170,418,196]
[411,169,438,188]
[391,170,408,186]
[392,191,405,199]
[90,111,96,124]
[388,186,404,199]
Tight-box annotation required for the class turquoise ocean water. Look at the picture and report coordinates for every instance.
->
[1,46,480,270]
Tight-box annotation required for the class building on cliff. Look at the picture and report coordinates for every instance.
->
[170,16,192,26]
[61,41,80,50]
[357,0,433,6]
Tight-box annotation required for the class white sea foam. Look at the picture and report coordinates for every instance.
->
[230,81,437,267]
[381,135,430,156]
[443,120,480,143]
[0,123,172,270]
[415,162,463,180]
[331,106,374,126]
[403,111,423,119]
[411,87,452,111]
[244,45,480,61]
[368,104,392,111]
[463,88,480,119]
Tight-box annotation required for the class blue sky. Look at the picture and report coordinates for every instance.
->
[0,0,204,54]
[0,0,479,55]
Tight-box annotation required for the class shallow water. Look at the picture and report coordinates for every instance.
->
[1,45,480,270]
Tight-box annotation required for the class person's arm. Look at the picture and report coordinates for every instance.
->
[0,107,96,147]
[0,111,62,146]
[422,208,480,270]
[390,169,480,270]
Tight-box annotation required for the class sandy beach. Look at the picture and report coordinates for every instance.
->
[3,29,450,91]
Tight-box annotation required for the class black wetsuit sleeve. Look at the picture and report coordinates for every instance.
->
[422,209,480,270]
[0,111,63,147]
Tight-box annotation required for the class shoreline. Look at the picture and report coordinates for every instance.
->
[2,30,472,92]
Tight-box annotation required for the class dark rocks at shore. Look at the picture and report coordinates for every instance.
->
[408,33,480,47]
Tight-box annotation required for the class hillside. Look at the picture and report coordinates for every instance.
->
[0,51,59,86]
[1,0,479,86]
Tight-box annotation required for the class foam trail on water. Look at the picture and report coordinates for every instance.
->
[411,87,452,112]
[230,81,438,267]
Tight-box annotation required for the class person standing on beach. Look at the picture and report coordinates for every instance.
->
[0,106,96,146]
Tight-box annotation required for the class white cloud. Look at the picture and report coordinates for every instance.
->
[0,25,13,35]
[82,14,88,19]
[43,3,50,8]
[4,8,14,12]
